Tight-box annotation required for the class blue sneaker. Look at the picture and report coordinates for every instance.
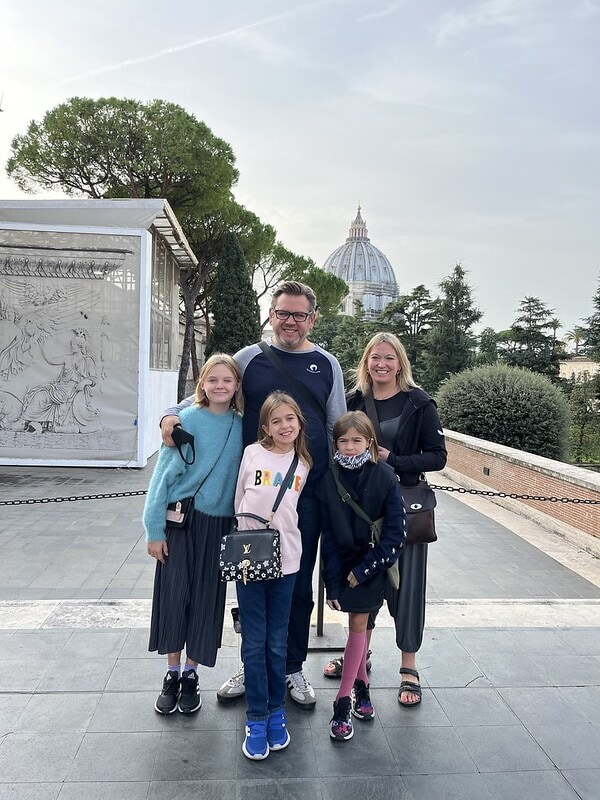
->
[242,719,269,760]
[267,709,290,751]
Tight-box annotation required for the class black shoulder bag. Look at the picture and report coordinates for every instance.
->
[363,391,437,545]
[220,453,299,585]
[331,464,400,590]
[165,415,235,530]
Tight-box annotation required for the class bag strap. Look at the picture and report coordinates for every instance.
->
[234,452,299,527]
[363,391,427,487]
[190,414,236,501]
[363,391,385,444]
[331,463,379,537]
[258,341,325,422]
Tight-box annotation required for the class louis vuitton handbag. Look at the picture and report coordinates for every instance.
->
[220,453,298,585]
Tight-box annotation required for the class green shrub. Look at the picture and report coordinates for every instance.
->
[436,364,569,460]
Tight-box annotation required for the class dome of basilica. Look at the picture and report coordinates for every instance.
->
[322,207,398,317]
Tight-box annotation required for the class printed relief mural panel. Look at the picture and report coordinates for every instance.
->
[0,229,141,462]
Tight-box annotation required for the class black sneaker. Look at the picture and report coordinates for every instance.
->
[178,668,202,713]
[330,695,353,741]
[352,679,375,720]
[154,670,180,714]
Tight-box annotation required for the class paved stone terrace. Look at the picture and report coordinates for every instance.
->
[0,463,599,800]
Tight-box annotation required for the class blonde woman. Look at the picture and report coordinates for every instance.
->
[324,333,447,708]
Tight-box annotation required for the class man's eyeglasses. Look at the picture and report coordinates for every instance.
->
[271,309,314,322]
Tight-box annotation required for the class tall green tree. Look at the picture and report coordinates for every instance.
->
[568,374,600,463]
[7,97,237,208]
[376,284,436,377]
[583,274,600,361]
[421,264,482,393]
[313,312,371,385]
[205,232,261,358]
[500,296,564,380]
[477,327,499,365]
[283,263,348,318]
[563,327,587,356]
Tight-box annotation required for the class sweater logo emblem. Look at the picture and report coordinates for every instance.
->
[307,364,320,373]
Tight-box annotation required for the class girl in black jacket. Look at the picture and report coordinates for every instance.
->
[319,411,405,741]
[324,333,447,708]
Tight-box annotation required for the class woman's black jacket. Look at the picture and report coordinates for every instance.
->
[346,388,447,486]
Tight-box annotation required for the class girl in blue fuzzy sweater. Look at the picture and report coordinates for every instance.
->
[143,354,243,715]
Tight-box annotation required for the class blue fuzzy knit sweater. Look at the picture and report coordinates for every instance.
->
[143,406,243,542]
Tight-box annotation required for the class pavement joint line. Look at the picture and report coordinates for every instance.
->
[1,597,600,629]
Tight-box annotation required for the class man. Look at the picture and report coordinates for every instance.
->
[160,281,346,708]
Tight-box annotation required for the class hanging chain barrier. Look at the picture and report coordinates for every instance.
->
[0,485,599,507]
[428,484,600,505]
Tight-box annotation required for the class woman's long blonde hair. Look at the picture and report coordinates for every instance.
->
[333,411,379,462]
[353,332,419,394]
[258,391,312,468]
[194,354,244,414]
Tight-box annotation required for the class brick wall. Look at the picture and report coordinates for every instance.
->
[443,431,600,540]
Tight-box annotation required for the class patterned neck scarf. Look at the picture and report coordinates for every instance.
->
[333,449,372,470]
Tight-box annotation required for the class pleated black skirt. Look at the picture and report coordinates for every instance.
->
[148,510,229,667]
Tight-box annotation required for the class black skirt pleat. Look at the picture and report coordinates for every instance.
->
[148,510,229,667]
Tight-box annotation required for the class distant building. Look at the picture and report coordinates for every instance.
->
[322,206,398,317]
[559,356,600,381]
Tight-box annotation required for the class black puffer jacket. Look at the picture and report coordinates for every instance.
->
[318,461,406,601]
[346,388,447,486]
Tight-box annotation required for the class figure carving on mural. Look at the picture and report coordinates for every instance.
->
[0,280,87,380]
[21,329,100,434]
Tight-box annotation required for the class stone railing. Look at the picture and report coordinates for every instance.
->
[441,430,600,542]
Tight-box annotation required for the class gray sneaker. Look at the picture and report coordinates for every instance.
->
[285,670,316,708]
[216,664,245,703]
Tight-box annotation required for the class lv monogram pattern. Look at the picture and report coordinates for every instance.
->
[219,528,283,583]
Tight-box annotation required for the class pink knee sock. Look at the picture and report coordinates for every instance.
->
[337,630,367,699]
[356,637,369,685]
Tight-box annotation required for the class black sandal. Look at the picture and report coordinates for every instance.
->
[398,667,422,707]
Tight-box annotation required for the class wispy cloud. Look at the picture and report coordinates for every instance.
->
[358,2,406,23]
[57,1,334,87]
[434,0,542,46]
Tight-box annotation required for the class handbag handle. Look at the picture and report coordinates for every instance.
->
[234,452,299,528]
[171,424,196,465]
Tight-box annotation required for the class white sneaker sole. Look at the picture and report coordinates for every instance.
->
[268,731,291,751]
[330,727,354,741]
[242,743,269,760]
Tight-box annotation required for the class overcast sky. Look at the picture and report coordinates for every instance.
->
[1,0,599,335]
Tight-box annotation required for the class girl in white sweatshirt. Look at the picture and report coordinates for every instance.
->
[234,391,312,761]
